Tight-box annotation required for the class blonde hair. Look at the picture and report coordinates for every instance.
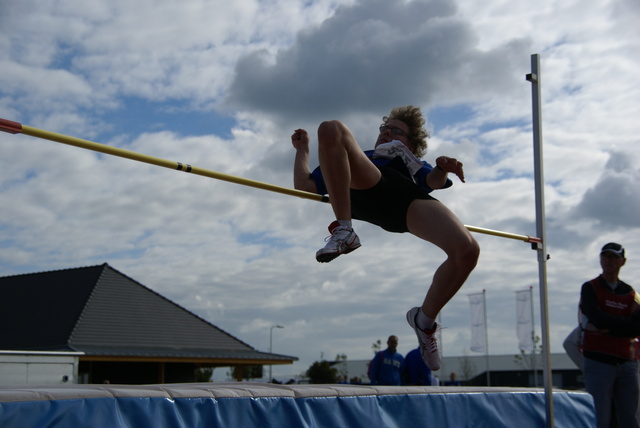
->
[382,105,429,158]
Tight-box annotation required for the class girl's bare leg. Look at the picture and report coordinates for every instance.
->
[406,198,480,319]
[317,120,381,220]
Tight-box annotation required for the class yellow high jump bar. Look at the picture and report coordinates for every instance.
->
[0,118,328,203]
[0,118,541,244]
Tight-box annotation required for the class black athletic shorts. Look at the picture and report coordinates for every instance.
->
[350,159,436,233]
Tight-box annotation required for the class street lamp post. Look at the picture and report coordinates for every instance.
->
[269,325,284,382]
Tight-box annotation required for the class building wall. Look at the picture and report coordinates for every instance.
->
[79,361,200,384]
[332,353,583,388]
[437,353,582,388]
[0,351,81,385]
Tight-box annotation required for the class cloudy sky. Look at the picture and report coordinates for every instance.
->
[1,0,639,381]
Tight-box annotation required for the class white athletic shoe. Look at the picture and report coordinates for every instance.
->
[406,307,442,371]
[316,221,361,263]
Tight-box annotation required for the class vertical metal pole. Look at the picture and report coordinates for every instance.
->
[483,289,490,386]
[269,325,284,381]
[526,53,554,428]
[530,285,537,387]
[269,327,274,381]
[438,313,445,380]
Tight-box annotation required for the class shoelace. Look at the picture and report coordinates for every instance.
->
[425,333,439,353]
[324,227,351,243]
[422,325,445,353]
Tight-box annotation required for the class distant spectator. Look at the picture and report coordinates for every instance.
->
[403,347,433,386]
[443,372,461,386]
[369,335,404,385]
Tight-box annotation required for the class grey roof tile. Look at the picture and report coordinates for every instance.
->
[0,264,296,363]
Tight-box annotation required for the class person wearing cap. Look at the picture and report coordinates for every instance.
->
[579,243,640,428]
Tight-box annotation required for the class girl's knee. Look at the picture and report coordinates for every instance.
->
[459,238,480,268]
[470,238,481,259]
[318,120,346,142]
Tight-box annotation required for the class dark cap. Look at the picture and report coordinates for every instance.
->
[601,242,625,258]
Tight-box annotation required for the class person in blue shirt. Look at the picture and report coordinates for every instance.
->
[403,347,433,386]
[292,106,480,372]
[369,335,404,386]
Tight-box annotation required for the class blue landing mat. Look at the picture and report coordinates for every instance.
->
[0,383,595,428]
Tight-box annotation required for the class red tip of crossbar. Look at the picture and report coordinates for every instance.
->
[0,118,23,134]
[528,236,543,244]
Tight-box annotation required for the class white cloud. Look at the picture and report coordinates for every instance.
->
[573,152,640,228]
[226,0,531,121]
[1,0,639,380]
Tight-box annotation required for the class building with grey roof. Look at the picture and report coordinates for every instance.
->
[0,263,296,384]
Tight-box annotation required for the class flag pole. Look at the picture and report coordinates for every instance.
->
[530,285,537,388]
[437,312,445,382]
[483,289,490,386]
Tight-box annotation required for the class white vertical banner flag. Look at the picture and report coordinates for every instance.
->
[468,292,486,353]
[516,288,534,352]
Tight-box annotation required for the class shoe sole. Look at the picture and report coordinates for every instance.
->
[316,243,361,263]
[406,308,417,327]
[406,308,421,333]
[406,307,441,371]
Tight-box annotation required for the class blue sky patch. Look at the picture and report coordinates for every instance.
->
[427,104,474,130]
[98,97,236,141]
